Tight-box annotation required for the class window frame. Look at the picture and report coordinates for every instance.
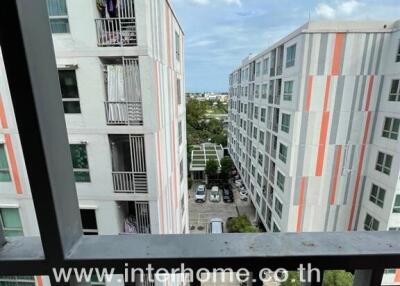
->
[47,0,70,34]
[0,144,11,182]
[393,194,400,214]
[375,151,393,175]
[279,143,288,163]
[285,44,296,68]
[281,113,290,133]
[58,69,81,114]
[276,171,285,192]
[0,208,23,237]
[70,144,91,182]
[369,184,385,208]
[274,197,283,218]
[382,117,399,140]
[389,79,400,101]
[283,80,293,101]
[364,213,379,231]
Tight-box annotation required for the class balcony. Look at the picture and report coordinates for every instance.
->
[2,2,400,286]
[109,134,147,193]
[118,201,151,234]
[95,0,137,47]
[103,57,143,126]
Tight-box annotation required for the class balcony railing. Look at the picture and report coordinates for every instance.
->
[112,171,147,193]
[2,2,400,286]
[95,18,137,47]
[104,101,143,125]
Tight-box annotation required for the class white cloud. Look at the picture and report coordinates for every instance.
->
[338,0,362,14]
[315,0,364,19]
[315,3,336,19]
[188,0,241,6]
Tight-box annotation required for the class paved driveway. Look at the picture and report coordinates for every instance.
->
[188,182,256,234]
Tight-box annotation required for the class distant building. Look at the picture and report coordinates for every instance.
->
[190,143,224,181]
[228,20,400,284]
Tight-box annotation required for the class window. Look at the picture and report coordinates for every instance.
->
[281,114,290,133]
[80,209,98,235]
[274,198,283,218]
[375,152,393,175]
[180,159,184,182]
[286,44,296,67]
[177,78,182,105]
[396,40,400,62]
[255,85,260,98]
[178,121,183,145]
[253,127,258,139]
[0,276,35,286]
[393,195,400,213]
[279,143,288,163]
[258,152,263,166]
[364,213,379,231]
[58,70,80,113]
[382,117,399,140]
[255,62,261,77]
[259,131,264,145]
[261,84,267,99]
[252,146,256,159]
[369,184,385,208]
[262,58,269,74]
[283,81,293,101]
[251,165,255,177]
[70,144,90,182]
[277,171,285,191]
[273,222,281,232]
[175,31,181,61]
[260,108,266,123]
[257,173,262,187]
[389,79,400,101]
[0,144,11,182]
[0,208,23,237]
[46,0,70,33]
[254,106,259,119]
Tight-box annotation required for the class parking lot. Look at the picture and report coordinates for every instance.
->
[188,181,256,234]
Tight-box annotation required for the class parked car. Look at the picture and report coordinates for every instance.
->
[209,218,224,233]
[209,186,221,202]
[222,185,234,203]
[239,189,248,201]
[195,185,206,202]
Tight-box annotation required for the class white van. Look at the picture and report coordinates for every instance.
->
[209,218,224,234]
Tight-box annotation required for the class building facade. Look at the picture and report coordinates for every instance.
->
[228,20,400,284]
[0,0,187,285]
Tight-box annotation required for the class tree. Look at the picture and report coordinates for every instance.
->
[220,156,233,180]
[226,215,258,233]
[280,272,301,286]
[205,159,219,180]
[323,270,353,286]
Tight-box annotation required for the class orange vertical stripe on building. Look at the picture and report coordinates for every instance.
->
[348,112,371,230]
[4,134,23,194]
[304,76,313,112]
[296,177,307,232]
[330,145,342,205]
[323,75,331,111]
[0,96,8,128]
[331,33,345,75]
[315,112,330,176]
[35,276,43,286]
[394,269,400,282]
[364,75,374,111]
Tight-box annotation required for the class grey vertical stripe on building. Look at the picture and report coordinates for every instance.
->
[360,33,370,75]
[367,33,377,75]
[339,34,347,75]
[333,205,340,231]
[294,34,313,204]
[329,76,345,144]
[358,76,367,111]
[317,33,328,75]
[324,206,331,231]
[353,175,367,230]
[369,76,385,144]
[343,145,356,205]
[374,34,384,74]
[345,76,360,142]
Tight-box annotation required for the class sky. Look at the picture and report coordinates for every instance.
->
[170,0,400,92]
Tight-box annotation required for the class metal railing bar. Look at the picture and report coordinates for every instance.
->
[0,0,83,262]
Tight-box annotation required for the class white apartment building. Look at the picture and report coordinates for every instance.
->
[228,20,400,284]
[0,0,187,285]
